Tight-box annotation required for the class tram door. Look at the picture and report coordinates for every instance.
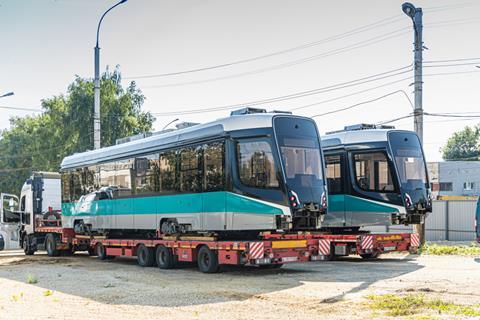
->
[325,154,347,226]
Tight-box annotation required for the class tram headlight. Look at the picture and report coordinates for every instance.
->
[405,193,413,209]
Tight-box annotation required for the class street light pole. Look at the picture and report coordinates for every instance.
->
[94,0,128,150]
[403,2,425,245]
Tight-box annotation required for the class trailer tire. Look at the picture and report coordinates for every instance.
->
[156,245,175,269]
[88,247,96,256]
[96,243,114,261]
[23,236,35,256]
[360,252,380,259]
[45,234,59,257]
[197,246,219,273]
[137,244,155,267]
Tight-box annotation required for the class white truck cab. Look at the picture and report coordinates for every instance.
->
[19,172,61,254]
[0,193,21,250]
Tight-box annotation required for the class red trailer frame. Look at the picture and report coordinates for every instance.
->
[32,224,420,273]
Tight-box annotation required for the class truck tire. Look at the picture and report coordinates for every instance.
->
[96,243,114,261]
[360,252,380,259]
[197,246,219,273]
[87,247,96,256]
[45,234,59,257]
[23,236,36,255]
[156,245,175,269]
[137,244,155,267]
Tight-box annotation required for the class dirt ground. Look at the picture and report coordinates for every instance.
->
[0,250,479,320]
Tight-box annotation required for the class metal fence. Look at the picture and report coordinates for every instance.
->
[365,200,477,241]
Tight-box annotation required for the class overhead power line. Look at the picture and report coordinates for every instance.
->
[124,14,404,80]
[140,28,410,88]
[149,65,413,116]
[309,90,414,118]
[0,105,42,112]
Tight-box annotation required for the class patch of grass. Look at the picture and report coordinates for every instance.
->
[420,243,480,256]
[26,274,38,284]
[367,294,480,318]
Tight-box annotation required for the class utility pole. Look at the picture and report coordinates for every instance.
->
[93,0,128,150]
[402,2,425,245]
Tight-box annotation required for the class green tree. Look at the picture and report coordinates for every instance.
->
[441,124,480,161]
[0,67,155,194]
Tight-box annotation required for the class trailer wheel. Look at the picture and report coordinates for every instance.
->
[197,246,219,273]
[23,236,35,256]
[360,252,380,259]
[156,245,175,269]
[96,243,114,261]
[137,244,155,267]
[45,234,59,257]
[87,247,96,256]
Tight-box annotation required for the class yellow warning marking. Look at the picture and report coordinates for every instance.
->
[271,240,307,249]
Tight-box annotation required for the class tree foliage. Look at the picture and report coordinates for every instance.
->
[441,124,480,161]
[0,68,155,194]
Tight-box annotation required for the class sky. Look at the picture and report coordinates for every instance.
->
[0,0,479,162]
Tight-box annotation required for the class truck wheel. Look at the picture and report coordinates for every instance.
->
[87,247,96,256]
[360,252,380,259]
[96,243,114,261]
[23,237,35,256]
[137,244,155,267]
[156,245,175,269]
[45,234,59,257]
[197,246,219,273]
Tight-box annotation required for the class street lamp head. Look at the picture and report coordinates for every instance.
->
[402,2,416,19]
[120,0,128,3]
[0,92,14,98]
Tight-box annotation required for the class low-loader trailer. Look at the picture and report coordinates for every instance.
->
[22,215,420,273]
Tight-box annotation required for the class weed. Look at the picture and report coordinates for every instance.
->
[26,274,38,284]
[421,243,480,256]
[367,294,480,318]
[43,290,53,297]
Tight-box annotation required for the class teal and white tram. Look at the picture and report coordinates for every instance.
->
[60,108,327,237]
[321,124,432,230]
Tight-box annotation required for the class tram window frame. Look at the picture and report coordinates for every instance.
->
[325,154,345,195]
[178,145,203,193]
[236,138,280,190]
[135,153,160,196]
[352,151,396,193]
[203,141,226,192]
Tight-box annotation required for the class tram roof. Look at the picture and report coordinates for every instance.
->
[321,129,405,148]
[61,113,304,170]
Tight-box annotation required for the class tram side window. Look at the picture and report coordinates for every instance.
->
[72,170,83,201]
[237,139,279,189]
[179,146,202,192]
[160,150,177,193]
[61,173,72,203]
[81,166,99,195]
[353,152,395,192]
[325,155,344,194]
[135,154,160,195]
[203,142,225,191]
[115,159,134,198]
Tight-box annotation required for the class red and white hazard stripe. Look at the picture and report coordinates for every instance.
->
[248,242,264,259]
[361,235,374,250]
[318,239,331,256]
[410,233,420,247]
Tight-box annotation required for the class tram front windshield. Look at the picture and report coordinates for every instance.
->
[274,117,325,203]
[389,131,428,194]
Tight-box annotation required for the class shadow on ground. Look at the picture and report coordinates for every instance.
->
[0,250,423,307]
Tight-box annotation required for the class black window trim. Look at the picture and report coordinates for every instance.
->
[350,149,398,194]
[235,137,281,190]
